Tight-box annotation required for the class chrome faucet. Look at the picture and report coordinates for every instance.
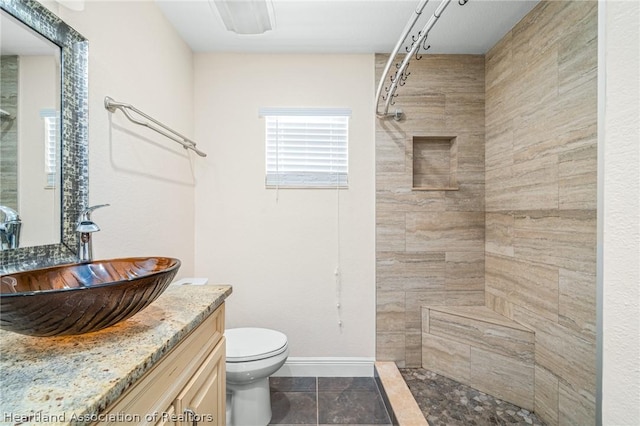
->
[76,204,109,262]
[0,206,22,251]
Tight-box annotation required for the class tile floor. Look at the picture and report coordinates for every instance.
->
[269,377,392,425]
[400,368,546,426]
[269,371,547,426]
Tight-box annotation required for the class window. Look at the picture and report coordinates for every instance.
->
[260,107,351,188]
[40,109,58,189]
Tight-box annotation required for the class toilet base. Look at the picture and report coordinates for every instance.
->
[227,377,272,426]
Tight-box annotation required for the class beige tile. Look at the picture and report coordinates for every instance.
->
[375,117,410,141]
[405,291,446,332]
[407,55,485,95]
[512,87,595,166]
[513,305,596,398]
[535,365,560,426]
[511,105,560,164]
[485,213,515,257]
[445,251,484,291]
[421,333,470,384]
[470,347,534,411]
[413,138,454,177]
[557,1,598,96]
[559,143,597,210]
[405,211,484,252]
[559,268,596,341]
[485,30,513,92]
[445,93,485,132]
[485,254,559,322]
[375,211,405,252]
[549,74,597,154]
[427,306,530,332]
[485,86,514,133]
[376,291,406,333]
[485,166,515,212]
[457,153,484,182]
[444,183,485,212]
[482,2,598,422]
[422,307,430,334]
[405,331,422,368]
[376,188,447,213]
[428,309,534,363]
[513,210,597,274]
[485,291,514,320]
[376,332,406,367]
[376,131,408,174]
[456,132,485,161]
[511,48,558,122]
[376,170,412,192]
[558,380,596,426]
[390,96,447,132]
[509,155,559,210]
[511,1,564,68]
[376,251,445,291]
[443,290,484,306]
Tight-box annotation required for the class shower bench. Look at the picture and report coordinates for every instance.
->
[421,305,535,410]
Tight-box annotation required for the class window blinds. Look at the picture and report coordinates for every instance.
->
[260,108,351,188]
[41,110,58,188]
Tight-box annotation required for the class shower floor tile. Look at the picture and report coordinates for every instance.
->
[400,368,546,426]
[269,377,392,426]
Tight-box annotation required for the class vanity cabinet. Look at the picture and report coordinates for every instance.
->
[97,304,226,426]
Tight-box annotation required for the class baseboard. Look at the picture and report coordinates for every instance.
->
[272,357,376,377]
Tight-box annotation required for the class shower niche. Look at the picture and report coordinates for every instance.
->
[411,136,458,191]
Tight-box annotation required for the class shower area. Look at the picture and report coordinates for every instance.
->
[375,1,597,425]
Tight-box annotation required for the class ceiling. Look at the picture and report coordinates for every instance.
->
[155,0,539,54]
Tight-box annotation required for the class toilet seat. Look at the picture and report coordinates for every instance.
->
[226,327,288,363]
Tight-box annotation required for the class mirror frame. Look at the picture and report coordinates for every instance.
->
[0,0,88,273]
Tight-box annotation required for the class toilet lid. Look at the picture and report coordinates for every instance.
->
[225,327,288,363]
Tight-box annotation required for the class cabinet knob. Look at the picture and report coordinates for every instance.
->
[184,408,197,426]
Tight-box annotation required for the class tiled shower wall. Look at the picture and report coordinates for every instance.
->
[484,2,597,425]
[375,55,486,368]
[375,1,597,424]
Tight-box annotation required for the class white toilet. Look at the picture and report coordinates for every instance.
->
[225,327,289,426]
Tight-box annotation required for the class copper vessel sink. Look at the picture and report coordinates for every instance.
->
[0,257,180,336]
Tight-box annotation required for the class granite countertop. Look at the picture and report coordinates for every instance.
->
[0,283,232,425]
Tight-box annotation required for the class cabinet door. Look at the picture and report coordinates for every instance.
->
[97,306,225,426]
[154,404,176,426]
[174,338,226,426]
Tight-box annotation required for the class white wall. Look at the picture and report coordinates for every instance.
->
[57,0,196,277]
[601,1,640,424]
[193,53,376,359]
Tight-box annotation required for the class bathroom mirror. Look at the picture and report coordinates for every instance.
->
[1,8,61,248]
[0,0,88,272]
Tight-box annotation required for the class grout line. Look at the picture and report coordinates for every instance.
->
[316,377,320,425]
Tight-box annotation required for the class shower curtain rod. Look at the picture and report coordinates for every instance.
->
[104,96,207,157]
[375,0,466,120]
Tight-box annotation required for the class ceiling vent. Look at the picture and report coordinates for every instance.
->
[211,0,276,35]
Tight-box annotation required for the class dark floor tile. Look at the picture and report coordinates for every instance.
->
[318,390,391,425]
[270,391,317,425]
[317,377,377,392]
[271,377,317,392]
